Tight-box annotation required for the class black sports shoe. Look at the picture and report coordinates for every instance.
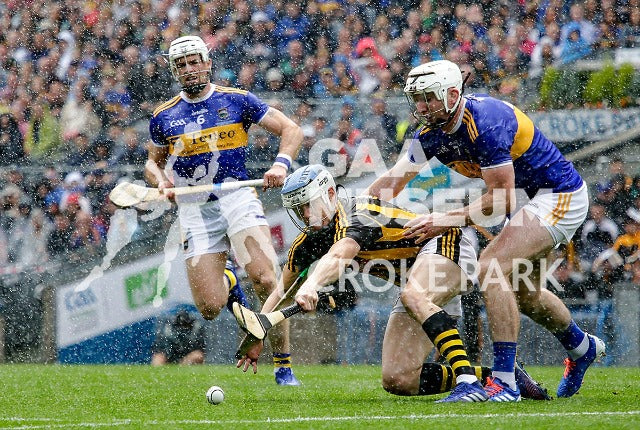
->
[515,359,552,400]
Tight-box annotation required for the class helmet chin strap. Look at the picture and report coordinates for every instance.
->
[183,82,208,95]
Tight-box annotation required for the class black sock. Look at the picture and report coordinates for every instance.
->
[422,310,475,379]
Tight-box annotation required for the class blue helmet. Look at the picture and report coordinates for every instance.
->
[281,165,336,230]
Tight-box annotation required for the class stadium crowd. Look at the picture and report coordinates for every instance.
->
[0,1,639,360]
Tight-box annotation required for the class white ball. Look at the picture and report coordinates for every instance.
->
[206,386,224,405]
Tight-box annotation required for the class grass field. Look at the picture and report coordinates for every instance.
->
[0,364,639,429]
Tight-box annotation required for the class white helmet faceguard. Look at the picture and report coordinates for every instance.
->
[166,35,211,95]
[404,60,463,128]
[281,165,337,231]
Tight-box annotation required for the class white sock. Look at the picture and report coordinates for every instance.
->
[492,371,517,391]
[567,334,590,360]
[456,374,478,385]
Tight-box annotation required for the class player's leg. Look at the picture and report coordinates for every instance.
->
[225,189,299,385]
[476,208,555,401]
[401,250,488,402]
[381,306,489,396]
[179,201,235,320]
[513,186,604,397]
[185,252,229,319]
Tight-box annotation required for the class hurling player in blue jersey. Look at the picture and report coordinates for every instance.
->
[368,60,605,401]
[144,36,303,385]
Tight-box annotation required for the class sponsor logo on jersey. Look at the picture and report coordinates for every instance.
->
[167,123,248,156]
[192,108,208,115]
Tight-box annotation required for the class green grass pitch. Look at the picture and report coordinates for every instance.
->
[0,365,639,429]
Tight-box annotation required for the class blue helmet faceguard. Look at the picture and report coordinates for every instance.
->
[281,165,336,231]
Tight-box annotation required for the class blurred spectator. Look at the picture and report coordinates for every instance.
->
[69,211,103,260]
[127,56,172,120]
[275,3,310,51]
[590,247,625,366]
[265,68,285,93]
[65,132,98,167]
[529,22,562,78]
[24,97,63,161]
[109,127,147,167]
[580,203,619,268]
[47,212,73,256]
[619,6,640,48]
[560,2,598,46]
[248,131,278,178]
[60,78,102,143]
[151,307,206,366]
[0,112,25,165]
[559,24,593,65]
[16,208,52,267]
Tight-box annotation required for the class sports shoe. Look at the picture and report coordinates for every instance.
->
[275,367,301,386]
[484,377,521,402]
[225,261,249,312]
[557,334,606,398]
[515,360,552,400]
[436,381,488,403]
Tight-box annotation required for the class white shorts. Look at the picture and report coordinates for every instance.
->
[521,182,589,246]
[178,187,269,259]
[391,228,478,317]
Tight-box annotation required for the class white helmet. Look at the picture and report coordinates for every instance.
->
[166,35,211,94]
[404,60,463,127]
[281,165,336,231]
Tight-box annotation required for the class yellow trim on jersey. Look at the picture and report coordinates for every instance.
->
[511,107,535,160]
[378,226,409,242]
[463,109,479,142]
[214,85,249,95]
[439,228,460,260]
[152,96,181,117]
[419,126,432,135]
[544,193,572,226]
[167,123,248,156]
[335,201,349,242]
[287,232,308,271]
[357,247,421,261]
[356,202,418,221]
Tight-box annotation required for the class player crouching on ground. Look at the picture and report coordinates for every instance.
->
[236,165,549,402]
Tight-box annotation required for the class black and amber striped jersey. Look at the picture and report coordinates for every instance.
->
[286,196,464,285]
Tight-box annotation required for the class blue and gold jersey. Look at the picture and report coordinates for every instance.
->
[149,85,269,185]
[407,95,583,198]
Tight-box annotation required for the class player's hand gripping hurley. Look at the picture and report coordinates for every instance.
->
[109,179,265,208]
[232,268,334,340]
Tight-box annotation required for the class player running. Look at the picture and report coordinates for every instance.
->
[144,35,302,385]
[368,60,604,400]
[236,165,549,401]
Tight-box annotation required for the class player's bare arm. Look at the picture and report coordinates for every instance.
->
[295,237,361,311]
[367,155,423,201]
[261,266,301,313]
[404,164,516,244]
[258,107,303,190]
[144,144,175,200]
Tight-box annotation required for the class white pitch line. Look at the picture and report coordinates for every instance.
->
[4,411,640,429]
[0,421,131,430]
[149,410,640,425]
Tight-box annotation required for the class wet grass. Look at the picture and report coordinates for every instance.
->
[0,364,639,429]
